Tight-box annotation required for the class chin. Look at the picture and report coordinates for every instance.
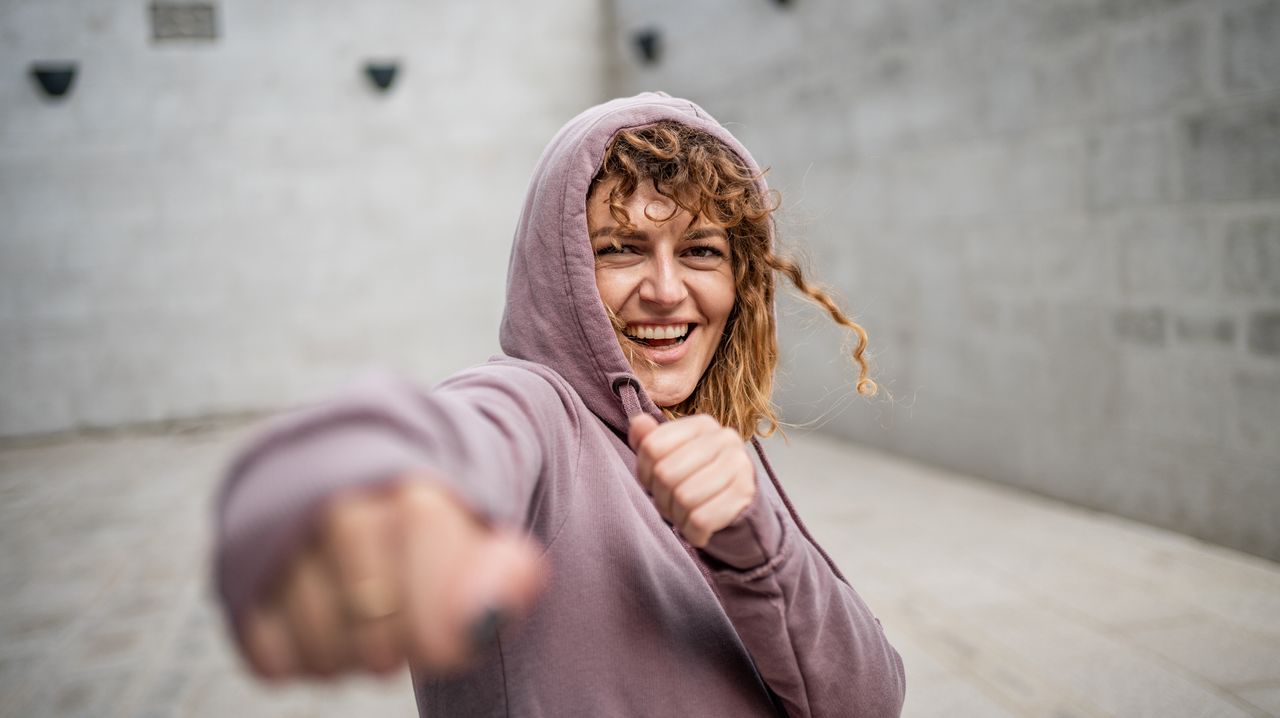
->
[644,380,695,409]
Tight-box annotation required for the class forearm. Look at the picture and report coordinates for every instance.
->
[700,495,906,717]
[214,365,568,629]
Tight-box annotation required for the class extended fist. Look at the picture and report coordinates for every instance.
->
[628,413,756,547]
[238,479,544,681]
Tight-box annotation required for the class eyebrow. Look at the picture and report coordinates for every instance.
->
[589,226,629,240]
[588,226,728,241]
[684,227,729,241]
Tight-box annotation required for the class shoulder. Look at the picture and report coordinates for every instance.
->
[437,357,580,399]
[435,357,588,433]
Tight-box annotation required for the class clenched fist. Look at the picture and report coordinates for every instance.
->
[628,413,756,547]
[237,479,545,681]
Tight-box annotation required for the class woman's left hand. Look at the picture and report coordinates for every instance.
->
[628,414,756,547]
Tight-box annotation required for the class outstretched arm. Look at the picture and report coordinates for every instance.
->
[214,363,578,678]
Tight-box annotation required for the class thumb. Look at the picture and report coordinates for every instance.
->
[628,413,659,452]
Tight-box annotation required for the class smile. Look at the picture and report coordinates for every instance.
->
[623,322,692,348]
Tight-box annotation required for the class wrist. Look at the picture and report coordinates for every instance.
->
[697,484,783,570]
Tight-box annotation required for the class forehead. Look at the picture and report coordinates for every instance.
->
[586,178,724,230]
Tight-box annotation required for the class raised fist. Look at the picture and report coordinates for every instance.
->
[628,413,756,547]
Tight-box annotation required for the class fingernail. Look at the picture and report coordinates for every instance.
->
[469,605,506,649]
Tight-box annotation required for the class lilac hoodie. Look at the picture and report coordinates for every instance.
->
[215,92,905,717]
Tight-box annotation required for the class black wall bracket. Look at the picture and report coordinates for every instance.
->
[364,62,399,92]
[30,62,78,99]
[633,29,661,65]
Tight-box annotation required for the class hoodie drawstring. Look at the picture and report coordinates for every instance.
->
[613,377,645,420]
[751,436,851,586]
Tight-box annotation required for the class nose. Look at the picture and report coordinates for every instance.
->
[638,253,688,307]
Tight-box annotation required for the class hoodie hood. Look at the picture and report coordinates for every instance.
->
[499,92,772,437]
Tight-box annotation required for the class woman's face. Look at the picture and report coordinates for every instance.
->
[588,178,736,408]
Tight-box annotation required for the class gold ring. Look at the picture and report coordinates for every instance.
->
[348,579,399,621]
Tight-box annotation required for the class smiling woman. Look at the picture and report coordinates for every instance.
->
[214,93,905,718]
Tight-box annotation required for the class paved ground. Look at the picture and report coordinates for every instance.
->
[1,423,1278,718]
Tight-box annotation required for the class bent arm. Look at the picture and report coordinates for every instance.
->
[699,474,906,718]
[214,363,578,629]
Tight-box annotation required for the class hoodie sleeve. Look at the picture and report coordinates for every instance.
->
[213,364,580,629]
[697,469,907,718]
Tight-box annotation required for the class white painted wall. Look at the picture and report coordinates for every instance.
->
[0,1,608,435]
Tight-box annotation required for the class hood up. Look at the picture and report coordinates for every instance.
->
[499,92,773,437]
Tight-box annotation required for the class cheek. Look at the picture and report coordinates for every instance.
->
[703,272,737,325]
[594,269,628,311]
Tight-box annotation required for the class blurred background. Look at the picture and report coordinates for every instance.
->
[2,1,1278,716]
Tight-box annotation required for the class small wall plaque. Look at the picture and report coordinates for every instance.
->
[150,1,218,41]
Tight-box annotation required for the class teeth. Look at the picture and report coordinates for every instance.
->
[625,323,690,340]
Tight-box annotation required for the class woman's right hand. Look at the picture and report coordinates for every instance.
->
[236,477,545,681]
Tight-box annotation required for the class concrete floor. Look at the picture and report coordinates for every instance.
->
[1,424,1278,718]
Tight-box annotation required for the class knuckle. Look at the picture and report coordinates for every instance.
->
[671,482,695,509]
[396,481,451,520]
[652,462,679,488]
[637,432,662,457]
[639,444,660,466]
[670,481,691,504]
[325,498,371,545]
[686,510,714,536]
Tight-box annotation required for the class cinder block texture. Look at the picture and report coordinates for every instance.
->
[1183,101,1280,201]
[1225,216,1280,297]
[611,0,1280,560]
[1223,0,1280,94]
[1248,311,1280,357]
[1114,307,1168,346]
[0,0,607,436]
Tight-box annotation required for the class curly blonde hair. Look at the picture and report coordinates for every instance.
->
[590,121,875,439]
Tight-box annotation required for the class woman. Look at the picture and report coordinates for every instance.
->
[216,92,905,716]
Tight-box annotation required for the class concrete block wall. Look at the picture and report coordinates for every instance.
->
[0,0,608,436]
[609,0,1280,559]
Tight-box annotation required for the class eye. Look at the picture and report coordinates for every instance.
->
[595,243,631,256]
[684,245,726,259]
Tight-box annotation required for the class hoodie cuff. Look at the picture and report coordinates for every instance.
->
[698,478,784,571]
